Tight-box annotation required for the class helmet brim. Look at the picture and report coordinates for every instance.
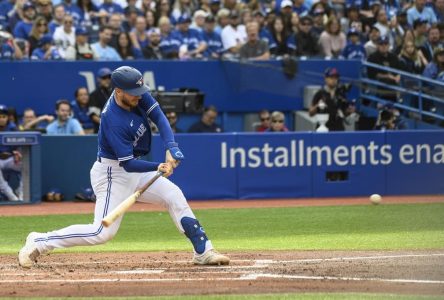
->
[123,84,150,96]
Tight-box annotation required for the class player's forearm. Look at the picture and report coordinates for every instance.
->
[121,159,160,173]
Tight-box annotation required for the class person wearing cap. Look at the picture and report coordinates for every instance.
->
[46,99,85,135]
[296,16,319,57]
[89,67,113,132]
[319,16,346,58]
[340,27,366,60]
[13,2,36,40]
[190,9,207,32]
[18,66,230,268]
[209,0,221,16]
[309,67,353,131]
[176,14,207,59]
[423,46,444,81]
[310,7,325,39]
[202,14,223,59]
[420,24,444,63]
[367,36,403,101]
[142,28,164,59]
[407,0,437,27]
[0,104,22,201]
[364,26,380,56]
[221,10,247,56]
[91,25,122,60]
[215,8,230,35]
[65,27,97,60]
[30,34,63,60]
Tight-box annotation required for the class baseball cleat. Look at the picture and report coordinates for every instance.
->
[18,232,41,268]
[193,249,230,265]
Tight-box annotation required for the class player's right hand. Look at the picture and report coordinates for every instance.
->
[158,163,173,177]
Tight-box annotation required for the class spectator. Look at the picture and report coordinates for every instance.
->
[309,67,351,131]
[221,10,247,57]
[256,109,270,132]
[76,0,99,29]
[48,4,65,34]
[129,16,149,52]
[0,0,14,30]
[158,16,181,59]
[279,0,293,30]
[7,107,18,125]
[46,99,85,135]
[407,0,437,26]
[296,15,320,57]
[71,87,94,134]
[374,8,396,50]
[89,67,112,132]
[30,34,63,60]
[252,10,270,44]
[36,0,52,23]
[61,0,83,25]
[188,105,223,133]
[239,21,270,60]
[435,0,444,23]
[412,18,429,48]
[190,9,207,32]
[176,14,207,59]
[367,36,403,101]
[202,15,223,59]
[53,14,76,58]
[319,16,346,59]
[142,28,164,59]
[116,31,143,59]
[374,107,396,130]
[423,46,444,81]
[265,111,288,132]
[420,24,443,63]
[0,31,24,60]
[0,104,22,201]
[215,8,230,35]
[341,27,366,60]
[154,0,171,23]
[18,108,53,132]
[268,15,296,58]
[64,27,97,60]
[209,0,221,17]
[98,0,123,15]
[364,26,380,56]
[310,8,325,39]
[107,12,123,48]
[171,0,196,22]
[91,25,122,60]
[13,2,36,40]
[166,111,183,133]
[28,16,48,54]
[399,40,428,74]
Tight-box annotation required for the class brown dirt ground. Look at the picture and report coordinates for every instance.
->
[1,196,443,297]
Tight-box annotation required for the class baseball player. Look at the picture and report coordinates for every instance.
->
[18,66,229,267]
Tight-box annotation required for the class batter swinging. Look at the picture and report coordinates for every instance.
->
[18,66,229,267]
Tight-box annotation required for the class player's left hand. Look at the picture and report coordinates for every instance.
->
[158,163,173,177]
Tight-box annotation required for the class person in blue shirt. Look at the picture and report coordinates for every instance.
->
[71,87,94,134]
[19,66,230,268]
[0,104,22,201]
[202,15,223,59]
[176,14,206,59]
[158,16,182,59]
[98,0,123,15]
[30,34,63,60]
[13,2,36,40]
[341,27,366,60]
[46,99,85,134]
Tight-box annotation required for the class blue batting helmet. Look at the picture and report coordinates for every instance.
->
[111,66,149,96]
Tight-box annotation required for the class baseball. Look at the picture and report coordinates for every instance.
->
[370,194,382,205]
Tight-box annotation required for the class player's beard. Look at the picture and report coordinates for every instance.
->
[122,94,140,109]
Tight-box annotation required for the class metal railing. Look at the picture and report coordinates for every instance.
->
[361,61,444,123]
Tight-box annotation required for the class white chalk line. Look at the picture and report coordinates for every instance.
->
[1,274,443,285]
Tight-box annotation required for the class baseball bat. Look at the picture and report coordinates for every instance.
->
[102,171,163,227]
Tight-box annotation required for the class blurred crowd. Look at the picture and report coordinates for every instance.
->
[0,0,442,73]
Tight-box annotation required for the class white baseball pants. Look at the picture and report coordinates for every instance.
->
[34,158,203,253]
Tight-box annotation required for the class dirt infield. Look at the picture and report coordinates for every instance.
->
[1,250,443,297]
[1,196,443,297]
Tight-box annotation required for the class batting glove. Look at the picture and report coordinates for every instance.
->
[166,142,185,161]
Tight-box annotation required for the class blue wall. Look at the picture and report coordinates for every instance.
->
[40,131,444,200]
[1,60,361,115]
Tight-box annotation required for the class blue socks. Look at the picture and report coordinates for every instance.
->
[180,217,208,254]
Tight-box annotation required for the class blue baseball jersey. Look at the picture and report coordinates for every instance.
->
[98,2,123,15]
[0,42,14,60]
[30,47,63,60]
[341,42,366,60]
[71,100,94,130]
[159,30,182,56]
[202,30,223,57]
[98,92,159,162]
[177,28,203,52]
